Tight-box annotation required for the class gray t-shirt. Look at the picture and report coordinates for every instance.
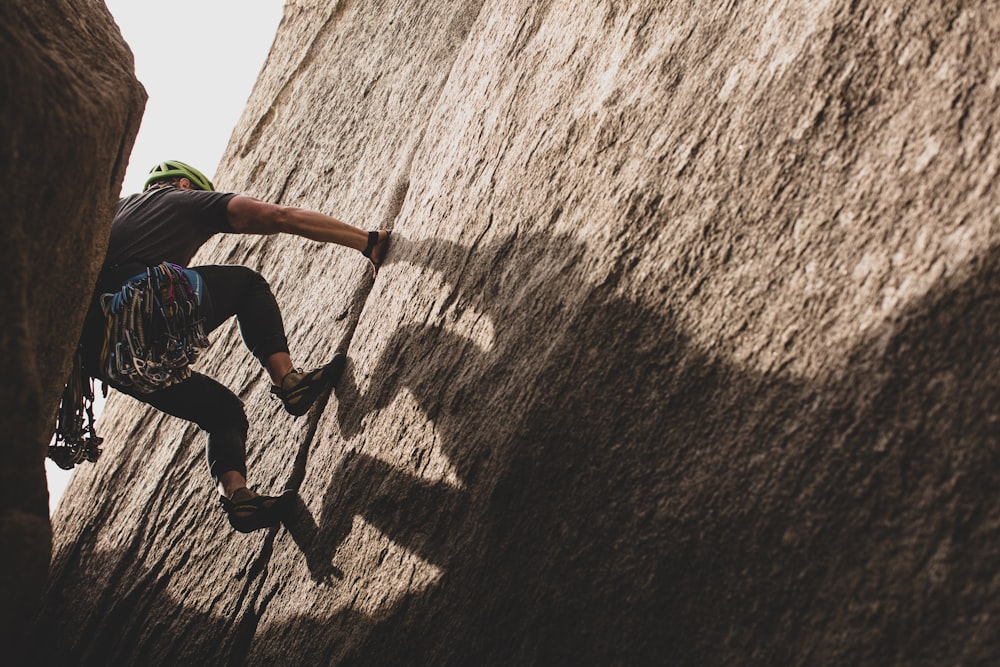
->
[104,186,236,270]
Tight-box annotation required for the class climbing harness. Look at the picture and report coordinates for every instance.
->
[100,262,210,394]
[49,347,103,470]
[47,263,209,469]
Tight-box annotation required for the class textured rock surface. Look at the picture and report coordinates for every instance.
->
[38,1,999,664]
[0,0,144,660]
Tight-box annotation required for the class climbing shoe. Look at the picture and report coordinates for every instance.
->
[270,353,346,417]
[220,487,294,533]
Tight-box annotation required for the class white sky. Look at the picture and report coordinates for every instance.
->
[46,1,285,515]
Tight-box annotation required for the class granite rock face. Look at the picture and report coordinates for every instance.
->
[38,1,999,665]
[0,0,144,660]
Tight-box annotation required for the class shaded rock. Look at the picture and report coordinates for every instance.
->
[0,0,144,661]
[39,1,1000,665]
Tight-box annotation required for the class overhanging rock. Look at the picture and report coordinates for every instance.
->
[1,0,145,661]
[39,2,1000,665]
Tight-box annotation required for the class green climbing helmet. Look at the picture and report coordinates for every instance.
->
[143,160,215,191]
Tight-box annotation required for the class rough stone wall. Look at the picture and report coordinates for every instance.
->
[0,0,144,661]
[38,1,999,665]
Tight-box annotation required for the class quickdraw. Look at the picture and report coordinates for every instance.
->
[49,347,103,470]
[99,262,210,394]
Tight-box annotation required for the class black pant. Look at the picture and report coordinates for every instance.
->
[82,264,289,481]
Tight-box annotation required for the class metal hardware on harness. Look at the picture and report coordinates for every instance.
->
[49,348,103,470]
[99,262,210,394]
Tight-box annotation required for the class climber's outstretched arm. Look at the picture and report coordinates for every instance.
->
[226,195,369,250]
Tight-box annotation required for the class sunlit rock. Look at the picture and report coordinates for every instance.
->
[38,2,1000,664]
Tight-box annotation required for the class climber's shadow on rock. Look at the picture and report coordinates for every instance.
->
[285,442,468,583]
[283,494,345,583]
[279,226,1000,664]
[285,229,595,580]
[34,239,1000,666]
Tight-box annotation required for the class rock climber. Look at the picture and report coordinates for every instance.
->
[79,160,390,533]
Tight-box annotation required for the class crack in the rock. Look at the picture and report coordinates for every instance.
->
[232,3,491,655]
[239,0,356,159]
[284,145,417,496]
[227,578,280,667]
